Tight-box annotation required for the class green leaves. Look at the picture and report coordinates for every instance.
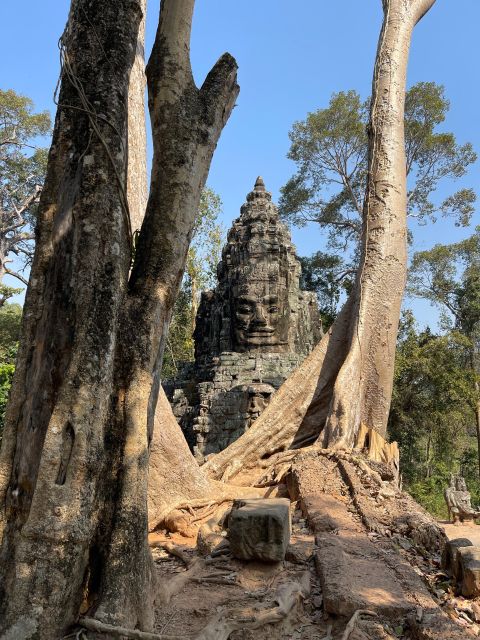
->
[280,81,477,258]
[299,251,354,328]
[0,89,50,148]
[0,89,52,289]
[388,314,478,515]
[0,302,21,442]
[161,187,225,379]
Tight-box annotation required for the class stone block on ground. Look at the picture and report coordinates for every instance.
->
[314,534,412,618]
[441,537,472,575]
[228,498,291,562]
[457,545,480,597]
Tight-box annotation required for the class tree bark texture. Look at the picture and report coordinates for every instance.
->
[0,0,238,636]
[127,0,148,234]
[322,0,437,447]
[205,0,436,481]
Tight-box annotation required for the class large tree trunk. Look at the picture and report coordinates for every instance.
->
[205,0,436,481]
[0,0,238,636]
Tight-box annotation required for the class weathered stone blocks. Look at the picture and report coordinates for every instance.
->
[228,498,291,562]
[457,545,480,598]
[163,177,322,460]
[441,537,472,574]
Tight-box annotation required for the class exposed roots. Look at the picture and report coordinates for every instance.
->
[150,540,192,567]
[78,617,185,639]
[156,558,204,606]
[194,572,310,640]
[340,609,377,640]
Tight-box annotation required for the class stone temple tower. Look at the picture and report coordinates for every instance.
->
[164,177,322,461]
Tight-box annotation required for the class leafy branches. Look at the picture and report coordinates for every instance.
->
[0,89,51,299]
[388,313,478,515]
[280,83,477,255]
[162,187,225,379]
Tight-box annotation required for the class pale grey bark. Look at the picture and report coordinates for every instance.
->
[205,0,437,480]
[127,0,148,234]
[323,0,438,446]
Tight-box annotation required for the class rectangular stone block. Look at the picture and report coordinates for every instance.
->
[458,546,480,597]
[228,498,291,562]
[442,537,473,575]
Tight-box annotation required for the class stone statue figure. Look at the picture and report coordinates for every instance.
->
[444,475,480,523]
[163,177,323,461]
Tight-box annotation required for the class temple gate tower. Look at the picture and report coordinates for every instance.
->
[164,177,322,461]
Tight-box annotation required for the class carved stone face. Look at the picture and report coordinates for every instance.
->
[232,280,289,351]
[244,383,275,428]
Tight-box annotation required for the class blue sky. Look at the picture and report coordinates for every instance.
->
[1,1,479,326]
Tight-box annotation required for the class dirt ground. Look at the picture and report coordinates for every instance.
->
[440,520,480,546]
[150,514,341,640]
[147,451,479,639]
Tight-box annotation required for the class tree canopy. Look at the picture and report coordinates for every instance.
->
[280,83,476,254]
[0,89,50,301]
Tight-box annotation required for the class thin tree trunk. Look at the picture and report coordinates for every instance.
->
[473,379,480,479]
[425,425,433,479]
[0,0,238,635]
[127,0,148,234]
[205,0,436,481]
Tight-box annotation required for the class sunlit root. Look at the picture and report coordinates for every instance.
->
[78,616,185,639]
[341,609,377,640]
[195,572,310,640]
[156,558,204,606]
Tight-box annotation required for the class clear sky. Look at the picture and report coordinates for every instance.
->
[1,1,479,326]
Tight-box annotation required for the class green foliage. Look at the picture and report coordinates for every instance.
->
[281,83,476,247]
[162,288,195,380]
[280,90,367,249]
[408,468,452,520]
[299,251,354,328]
[280,84,476,319]
[162,188,225,379]
[0,89,51,296]
[0,302,22,442]
[388,312,478,516]
[409,227,480,324]
[0,363,15,442]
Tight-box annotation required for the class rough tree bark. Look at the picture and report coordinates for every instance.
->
[0,0,238,636]
[205,0,437,481]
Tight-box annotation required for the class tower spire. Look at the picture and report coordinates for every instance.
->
[254,176,266,192]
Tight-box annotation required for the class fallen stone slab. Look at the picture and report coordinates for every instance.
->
[457,545,480,597]
[315,533,412,618]
[441,537,472,575]
[301,492,354,533]
[228,498,291,562]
